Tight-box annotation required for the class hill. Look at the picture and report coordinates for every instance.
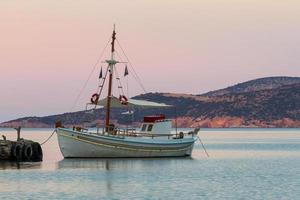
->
[1,77,300,128]
[135,83,300,127]
[202,76,300,96]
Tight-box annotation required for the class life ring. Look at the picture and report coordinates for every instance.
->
[119,95,128,105]
[23,144,33,161]
[90,93,99,104]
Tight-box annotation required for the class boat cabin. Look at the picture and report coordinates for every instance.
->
[139,114,172,135]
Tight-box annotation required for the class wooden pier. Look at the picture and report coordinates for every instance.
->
[0,127,43,162]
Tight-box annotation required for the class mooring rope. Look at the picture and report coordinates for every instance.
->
[40,129,57,146]
[197,136,209,157]
[69,36,112,112]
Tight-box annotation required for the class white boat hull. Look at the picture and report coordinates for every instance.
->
[57,128,197,158]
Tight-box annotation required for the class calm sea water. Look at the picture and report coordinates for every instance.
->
[0,128,299,200]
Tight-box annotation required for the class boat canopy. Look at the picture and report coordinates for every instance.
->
[95,96,172,108]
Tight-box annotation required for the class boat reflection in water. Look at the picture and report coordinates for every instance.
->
[57,157,194,170]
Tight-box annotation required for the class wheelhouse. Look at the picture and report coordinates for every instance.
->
[139,114,172,135]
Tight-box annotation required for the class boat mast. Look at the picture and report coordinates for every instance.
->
[105,25,117,129]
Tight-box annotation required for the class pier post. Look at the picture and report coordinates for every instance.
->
[14,126,21,141]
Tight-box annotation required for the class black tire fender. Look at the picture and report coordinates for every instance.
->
[23,143,33,161]
[32,143,43,162]
[12,143,23,161]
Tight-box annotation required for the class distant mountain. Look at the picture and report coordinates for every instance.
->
[1,76,300,128]
[202,76,300,96]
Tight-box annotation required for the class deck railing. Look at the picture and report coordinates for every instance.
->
[93,126,199,140]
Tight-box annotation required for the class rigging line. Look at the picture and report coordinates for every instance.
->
[127,71,129,97]
[115,52,146,95]
[115,51,130,114]
[93,65,110,110]
[116,39,147,93]
[97,67,104,91]
[97,65,109,94]
[112,69,120,95]
[126,66,145,93]
[114,50,142,96]
[115,49,124,62]
[115,50,132,96]
[114,67,126,96]
[69,36,112,112]
[127,61,147,94]
[116,40,147,93]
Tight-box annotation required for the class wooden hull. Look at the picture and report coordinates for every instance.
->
[57,128,196,158]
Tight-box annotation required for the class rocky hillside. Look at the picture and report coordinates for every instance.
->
[135,83,300,127]
[1,77,300,128]
[203,76,300,96]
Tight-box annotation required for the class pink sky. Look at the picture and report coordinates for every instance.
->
[1,0,300,122]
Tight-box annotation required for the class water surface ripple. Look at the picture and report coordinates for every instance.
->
[0,128,299,200]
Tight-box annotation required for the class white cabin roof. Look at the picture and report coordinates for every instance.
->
[95,96,172,108]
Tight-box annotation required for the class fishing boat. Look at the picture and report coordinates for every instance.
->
[56,26,199,158]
